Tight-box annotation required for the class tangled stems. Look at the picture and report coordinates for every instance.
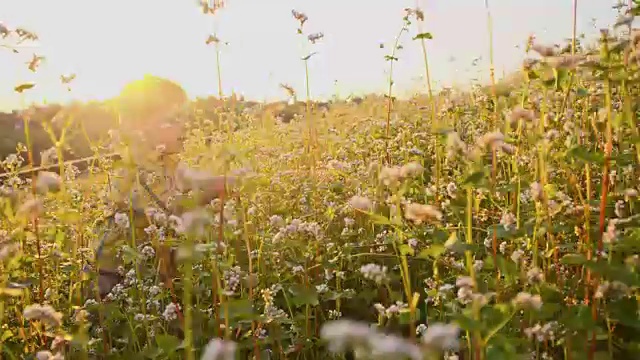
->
[182,234,196,360]
[413,2,441,203]
[20,100,45,305]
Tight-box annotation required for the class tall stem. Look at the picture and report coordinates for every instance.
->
[21,101,45,305]
[484,0,497,127]
[183,235,195,360]
[216,40,223,99]
[304,59,315,178]
[385,25,408,164]
[484,0,501,301]
[415,0,441,203]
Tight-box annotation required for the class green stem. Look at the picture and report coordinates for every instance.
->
[183,235,195,360]
[384,24,408,164]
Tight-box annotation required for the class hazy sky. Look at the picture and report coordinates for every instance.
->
[0,0,622,111]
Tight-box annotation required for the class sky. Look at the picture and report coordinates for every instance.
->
[0,0,623,111]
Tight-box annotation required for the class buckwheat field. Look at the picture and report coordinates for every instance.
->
[1,1,640,360]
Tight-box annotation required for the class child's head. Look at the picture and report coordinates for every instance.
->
[116,75,189,155]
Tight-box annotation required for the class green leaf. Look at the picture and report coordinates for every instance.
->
[566,145,604,165]
[368,212,392,226]
[593,352,614,360]
[121,245,142,265]
[544,247,557,258]
[447,241,481,255]
[413,32,433,40]
[541,74,556,88]
[454,312,484,332]
[613,112,624,129]
[57,209,82,224]
[576,87,589,97]
[1,330,13,342]
[0,288,24,297]
[155,334,181,355]
[301,52,318,61]
[399,244,415,256]
[462,170,485,187]
[538,302,564,318]
[444,231,458,248]
[426,288,438,298]
[543,184,557,198]
[398,307,421,325]
[526,69,539,80]
[563,305,597,330]
[417,244,445,259]
[584,260,640,286]
[555,68,570,90]
[609,298,640,329]
[486,225,512,240]
[329,182,344,194]
[496,255,518,278]
[494,303,511,315]
[560,253,587,265]
[289,284,319,307]
[14,82,35,93]
[487,348,515,360]
[218,299,257,323]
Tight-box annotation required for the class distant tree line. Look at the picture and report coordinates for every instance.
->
[0,94,280,170]
[0,101,119,170]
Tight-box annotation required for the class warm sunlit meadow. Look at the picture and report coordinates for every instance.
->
[2,1,640,360]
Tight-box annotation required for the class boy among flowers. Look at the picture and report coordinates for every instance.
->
[92,75,228,299]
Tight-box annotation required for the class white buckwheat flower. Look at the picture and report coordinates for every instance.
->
[200,338,237,360]
[513,292,543,310]
[404,203,443,224]
[114,212,130,229]
[422,323,460,351]
[348,195,373,212]
[360,263,389,284]
[35,171,62,194]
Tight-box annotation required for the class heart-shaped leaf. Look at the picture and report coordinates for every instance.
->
[414,32,433,40]
[14,82,35,93]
